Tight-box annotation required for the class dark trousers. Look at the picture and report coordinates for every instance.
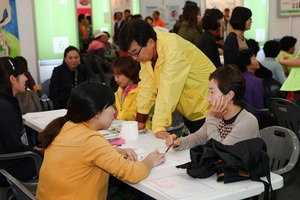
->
[183,117,206,134]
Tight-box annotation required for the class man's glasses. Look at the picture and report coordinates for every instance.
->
[128,46,143,58]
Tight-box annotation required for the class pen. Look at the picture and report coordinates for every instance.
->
[165,136,177,154]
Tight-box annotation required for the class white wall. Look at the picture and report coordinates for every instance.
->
[15,0,300,83]
[269,1,300,52]
[16,0,39,83]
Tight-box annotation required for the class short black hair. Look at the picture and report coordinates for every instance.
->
[118,19,157,52]
[280,36,297,51]
[202,8,223,30]
[246,39,259,56]
[263,40,280,58]
[237,48,255,72]
[230,7,252,30]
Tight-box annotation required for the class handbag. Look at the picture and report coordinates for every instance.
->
[16,90,42,114]
[177,138,276,200]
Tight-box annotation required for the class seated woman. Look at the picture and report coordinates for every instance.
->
[238,49,275,128]
[36,82,165,199]
[0,57,43,187]
[49,46,87,109]
[165,64,259,150]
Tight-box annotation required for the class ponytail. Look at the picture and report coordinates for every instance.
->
[38,116,67,148]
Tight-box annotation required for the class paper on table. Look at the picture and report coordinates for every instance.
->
[145,175,215,199]
[154,154,188,170]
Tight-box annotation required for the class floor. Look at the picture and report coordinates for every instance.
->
[275,161,300,200]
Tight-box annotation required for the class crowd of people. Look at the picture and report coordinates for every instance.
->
[1,1,300,200]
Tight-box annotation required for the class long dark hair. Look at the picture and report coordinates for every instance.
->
[38,82,115,148]
[0,57,26,95]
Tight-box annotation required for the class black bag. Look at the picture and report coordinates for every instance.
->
[177,138,276,200]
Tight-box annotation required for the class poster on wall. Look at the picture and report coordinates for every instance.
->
[77,0,91,16]
[0,0,20,57]
[279,0,300,17]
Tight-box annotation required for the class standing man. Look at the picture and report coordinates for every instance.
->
[123,9,131,22]
[118,19,215,139]
[113,11,125,45]
[152,10,166,28]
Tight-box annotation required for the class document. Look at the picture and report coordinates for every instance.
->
[145,175,215,199]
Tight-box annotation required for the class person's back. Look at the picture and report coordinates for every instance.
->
[87,30,105,59]
[198,8,223,68]
[37,82,165,199]
[178,4,202,46]
[260,40,286,84]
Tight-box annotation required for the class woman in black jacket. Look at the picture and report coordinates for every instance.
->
[0,57,43,187]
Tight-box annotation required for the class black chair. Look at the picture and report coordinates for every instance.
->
[0,151,42,198]
[81,53,105,84]
[266,97,300,138]
[262,77,286,101]
[0,169,37,200]
[91,55,114,87]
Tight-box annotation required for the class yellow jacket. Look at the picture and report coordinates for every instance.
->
[115,86,152,129]
[36,122,148,200]
[114,85,138,121]
[138,30,215,133]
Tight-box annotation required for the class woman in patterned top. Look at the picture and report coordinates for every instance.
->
[166,64,260,150]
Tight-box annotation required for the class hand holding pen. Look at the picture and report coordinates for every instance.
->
[165,134,181,153]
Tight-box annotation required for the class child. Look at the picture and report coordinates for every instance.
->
[111,56,151,129]
[36,82,165,199]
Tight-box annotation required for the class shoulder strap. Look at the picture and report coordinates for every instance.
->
[250,150,276,200]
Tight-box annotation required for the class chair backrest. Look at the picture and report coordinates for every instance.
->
[0,169,37,200]
[41,79,50,98]
[81,53,105,84]
[166,110,185,136]
[266,97,300,138]
[92,54,114,87]
[260,126,299,175]
[242,100,270,114]
[262,77,285,101]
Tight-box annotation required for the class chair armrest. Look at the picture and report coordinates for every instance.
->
[0,151,42,179]
[0,169,37,200]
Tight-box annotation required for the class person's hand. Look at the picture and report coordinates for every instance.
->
[143,150,165,168]
[165,134,180,148]
[116,148,138,161]
[279,55,289,64]
[33,84,42,92]
[138,123,145,130]
[155,131,171,139]
[208,96,228,118]
[34,146,44,155]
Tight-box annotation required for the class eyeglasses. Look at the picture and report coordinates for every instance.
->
[128,46,143,58]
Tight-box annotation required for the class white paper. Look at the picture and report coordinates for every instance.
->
[145,175,215,199]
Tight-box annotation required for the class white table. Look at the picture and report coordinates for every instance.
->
[23,109,67,132]
[23,110,284,200]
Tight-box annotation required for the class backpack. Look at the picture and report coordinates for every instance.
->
[176,138,276,200]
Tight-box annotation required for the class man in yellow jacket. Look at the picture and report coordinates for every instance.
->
[118,19,216,139]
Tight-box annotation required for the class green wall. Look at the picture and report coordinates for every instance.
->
[34,0,78,60]
[244,0,269,46]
